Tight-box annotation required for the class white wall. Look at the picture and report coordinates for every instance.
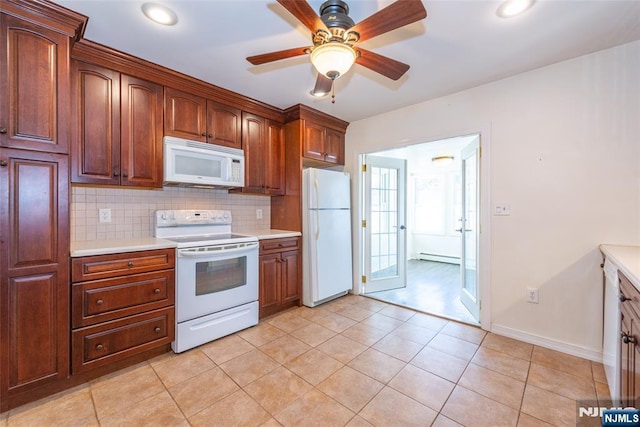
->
[345,41,640,359]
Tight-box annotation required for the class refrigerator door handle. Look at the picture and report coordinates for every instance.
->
[315,211,320,241]
[314,176,320,210]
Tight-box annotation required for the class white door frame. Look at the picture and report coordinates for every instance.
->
[355,126,492,330]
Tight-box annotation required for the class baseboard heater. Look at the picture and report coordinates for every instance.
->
[418,253,461,265]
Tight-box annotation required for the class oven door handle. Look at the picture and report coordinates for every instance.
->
[177,243,258,258]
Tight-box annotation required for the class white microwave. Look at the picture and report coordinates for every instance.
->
[163,136,244,188]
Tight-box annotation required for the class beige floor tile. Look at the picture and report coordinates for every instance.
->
[482,333,533,360]
[260,417,283,427]
[406,312,449,331]
[151,348,216,388]
[290,322,337,347]
[388,364,455,411]
[428,332,479,361]
[100,390,187,427]
[275,389,355,426]
[458,363,525,409]
[411,346,469,382]
[267,311,313,333]
[471,346,531,382]
[372,333,424,362]
[432,414,464,427]
[284,348,344,386]
[8,385,97,427]
[347,348,406,383]
[318,366,384,412]
[334,305,375,322]
[259,335,311,364]
[442,386,519,427]
[320,297,355,312]
[341,322,388,346]
[378,305,416,321]
[219,348,280,386]
[441,321,487,344]
[346,415,374,426]
[389,322,438,345]
[317,334,368,364]
[168,366,239,417]
[314,312,358,333]
[592,361,607,384]
[517,412,555,426]
[528,363,596,401]
[360,313,404,332]
[90,363,165,419]
[189,389,271,427]
[200,334,255,364]
[521,384,577,425]
[353,298,389,313]
[359,386,437,426]
[596,381,613,405]
[531,346,593,380]
[244,366,313,415]
[237,323,287,347]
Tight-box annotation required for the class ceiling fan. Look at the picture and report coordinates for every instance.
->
[247,0,427,99]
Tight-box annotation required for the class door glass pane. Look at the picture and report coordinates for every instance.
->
[370,166,399,279]
[195,257,246,295]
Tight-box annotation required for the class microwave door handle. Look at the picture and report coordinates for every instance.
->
[225,157,233,181]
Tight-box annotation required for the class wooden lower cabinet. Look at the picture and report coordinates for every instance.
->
[259,237,301,318]
[619,271,640,407]
[70,249,175,374]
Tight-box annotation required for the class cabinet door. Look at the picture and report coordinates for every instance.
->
[207,101,242,149]
[0,149,69,397]
[0,14,71,153]
[120,75,164,188]
[242,112,265,193]
[265,121,285,196]
[71,61,121,185]
[325,128,345,165]
[259,254,281,317]
[164,87,207,142]
[281,250,301,303]
[302,121,326,162]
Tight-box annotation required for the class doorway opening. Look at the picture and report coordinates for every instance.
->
[360,134,481,325]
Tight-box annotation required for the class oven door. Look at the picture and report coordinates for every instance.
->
[175,241,258,323]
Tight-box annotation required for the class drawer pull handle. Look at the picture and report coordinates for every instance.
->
[154,288,161,294]
[127,261,134,267]
[622,332,636,345]
[154,327,161,333]
[0,127,7,134]
[620,294,631,302]
[96,299,104,305]
[96,344,104,350]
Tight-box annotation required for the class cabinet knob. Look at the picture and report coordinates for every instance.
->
[622,332,636,345]
[207,133,213,138]
[620,294,631,302]
[96,344,104,350]
[0,160,7,167]
[201,133,207,137]
[0,127,6,134]
[154,288,161,294]
[122,172,128,178]
[154,327,161,333]
[113,171,120,177]
[96,299,104,305]
[127,261,134,267]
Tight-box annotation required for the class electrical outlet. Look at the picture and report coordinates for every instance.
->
[494,202,511,216]
[256,209,263,219]
[526,287,539,304]
[99,208,111,223]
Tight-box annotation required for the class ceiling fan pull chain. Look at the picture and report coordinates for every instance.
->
[331,80,336,104]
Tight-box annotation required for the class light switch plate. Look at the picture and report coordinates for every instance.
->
[494,202,511,216]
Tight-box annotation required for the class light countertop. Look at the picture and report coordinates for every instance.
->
[600,244,640,287]
[239,229,301,240]
[71,238,178,257]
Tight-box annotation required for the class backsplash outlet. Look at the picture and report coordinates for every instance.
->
[71,186,271,242]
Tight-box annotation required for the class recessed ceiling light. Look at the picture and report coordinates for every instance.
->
[496,0,535,18]
[141,3,178,26]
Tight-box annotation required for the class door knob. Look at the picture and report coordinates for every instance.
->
[399,225,406,230]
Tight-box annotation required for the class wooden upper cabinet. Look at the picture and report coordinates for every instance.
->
[0,14,72,154]
[71,61,163,188]
[302,121,345,165]
[324,128,345,165]
[265,120,285,195]
[164,87,242,149]
[240,113,285,196]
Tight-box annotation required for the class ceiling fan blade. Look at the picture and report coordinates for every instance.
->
[277,0,329,34]
[311,74,333,96]
[246,47,310,65]
[349,0,427,43]
[356,48,410,81]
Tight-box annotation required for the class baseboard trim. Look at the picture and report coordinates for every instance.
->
[417,253,460,264]
[490,324,603,363]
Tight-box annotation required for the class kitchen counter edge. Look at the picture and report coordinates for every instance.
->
[71,238,178,257]
[600,244,640,289]
[241,229,302,240]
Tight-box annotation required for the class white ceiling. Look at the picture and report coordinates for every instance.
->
[56,0,640,123]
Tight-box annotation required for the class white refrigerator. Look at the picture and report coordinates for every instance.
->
[302,168,353,307]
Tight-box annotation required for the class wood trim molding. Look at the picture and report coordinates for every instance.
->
[283,104,349,133]
[1,0,87,40]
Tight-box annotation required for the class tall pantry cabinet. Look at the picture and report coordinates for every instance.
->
[0,0,86,412]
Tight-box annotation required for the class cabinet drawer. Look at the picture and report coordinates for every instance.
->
[260,237,300,254]
[72,270,175,328]
[72,249,175,281]
[72,307,174,373]
[620,271,640,319]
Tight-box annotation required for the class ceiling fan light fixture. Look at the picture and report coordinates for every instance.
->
[496,0,535,18]
[310,42,356,79]
[141,3,178,26]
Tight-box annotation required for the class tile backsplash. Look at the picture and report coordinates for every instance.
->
[71,186,271,242]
